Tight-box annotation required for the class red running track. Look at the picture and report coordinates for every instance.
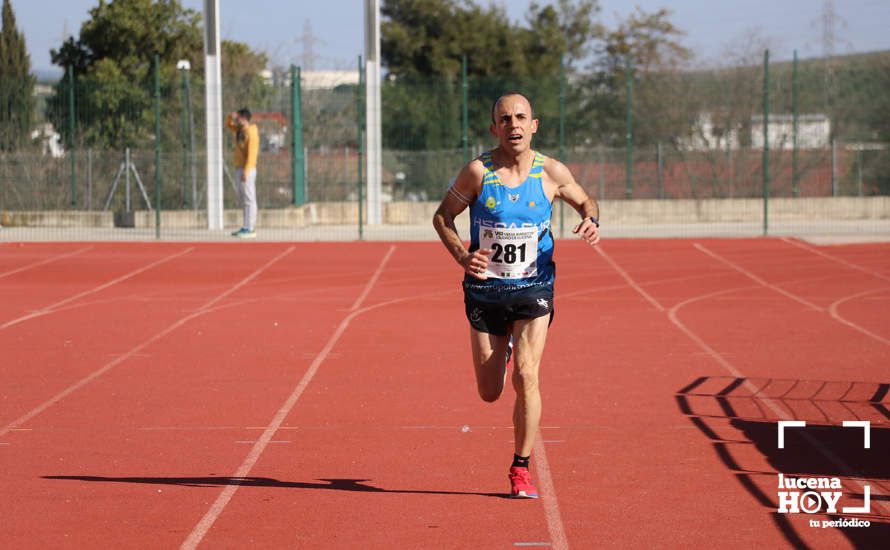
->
[0,239,888,549]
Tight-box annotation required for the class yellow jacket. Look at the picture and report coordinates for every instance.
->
[226,114,259,170]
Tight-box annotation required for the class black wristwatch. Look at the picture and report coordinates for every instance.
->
[587,216,599,227]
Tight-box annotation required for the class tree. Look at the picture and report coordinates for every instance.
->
[851,52,890,194]
[0,0,35,151]
[379,0,601,197]
[378,1,693,197]
[381,0,599,146]
[525,0,600,70]
[583,7,692,147]
[47,0,272,155]
[221,40,270,112]
[382,0,598,79]
[47,0,203,149]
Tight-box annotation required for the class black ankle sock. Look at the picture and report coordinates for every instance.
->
[512,454,530,468]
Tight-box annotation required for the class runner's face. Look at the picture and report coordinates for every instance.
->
[490,95,538,153]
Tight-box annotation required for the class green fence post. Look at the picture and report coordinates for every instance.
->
[857,150,863,197]
[831,138,837,197]
[657,142,664,199]
[462,54,469,164]
[67,66,76,207]
[292,64,305,206]
[357,55,364,240]
[558,55,566,237]
[154,54,161,239]
[792,50,799,197]
[625,55,633,200]
[762,49,770,236]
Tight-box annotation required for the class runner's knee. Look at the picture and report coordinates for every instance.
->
[511,367,539,392]
[477,379,503,402]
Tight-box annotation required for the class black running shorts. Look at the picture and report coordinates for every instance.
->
[463,282,554,336]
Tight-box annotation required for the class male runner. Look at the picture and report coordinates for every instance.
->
[433,92,600,498]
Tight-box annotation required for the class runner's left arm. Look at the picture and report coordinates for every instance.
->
[548,159,600,246]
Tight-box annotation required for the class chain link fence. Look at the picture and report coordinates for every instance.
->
[1,50,888,240]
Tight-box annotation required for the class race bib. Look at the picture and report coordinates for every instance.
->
[479,226,539,279]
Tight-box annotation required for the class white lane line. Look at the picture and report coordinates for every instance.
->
[0,246,294,439]
[0,246,94,280]
[781,237,890,283]
[694,243,823,312]
[602,250,890,514]
[181,245,396,550]
[668,287,788,411]
[697,243,890,346]
[1,247,195,329]
[829,288,890,346]
[595,247,664,311]
[533,434,568,550]
[668,289,890,513]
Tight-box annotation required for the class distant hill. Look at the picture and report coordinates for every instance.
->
[33,67,63,83]
[678,49,889,140]
[772,49,890,69]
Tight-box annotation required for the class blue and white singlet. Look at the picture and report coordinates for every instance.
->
[464,150,555,297]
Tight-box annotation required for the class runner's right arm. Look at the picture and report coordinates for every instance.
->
[433,160,491,280]
[225,112,239,133]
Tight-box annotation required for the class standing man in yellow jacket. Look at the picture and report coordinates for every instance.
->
[226,108,260,238]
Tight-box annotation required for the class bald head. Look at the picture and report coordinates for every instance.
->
[491,92,534,124]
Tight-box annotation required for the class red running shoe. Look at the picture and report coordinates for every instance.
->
[508,466,539,499]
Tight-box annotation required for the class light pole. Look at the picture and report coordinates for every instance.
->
[203,0,224,230]
[177,59,198,210]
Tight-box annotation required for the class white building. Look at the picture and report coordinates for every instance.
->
[301,70,360,91]
[264,68,359,90]
[750,113,830,150]
[680,112,832,151]
[680,113,741,151]
[30,123,64,158]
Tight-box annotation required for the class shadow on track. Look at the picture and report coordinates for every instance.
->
[676,376,890,550]
[42,475,510,499]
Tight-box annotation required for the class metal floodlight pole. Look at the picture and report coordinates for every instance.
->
[203,0,224,229]
[364,0,382,225]
[178,59,197,209]
[179,68,189,205]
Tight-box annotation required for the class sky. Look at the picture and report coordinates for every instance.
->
[13,0,890,78]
